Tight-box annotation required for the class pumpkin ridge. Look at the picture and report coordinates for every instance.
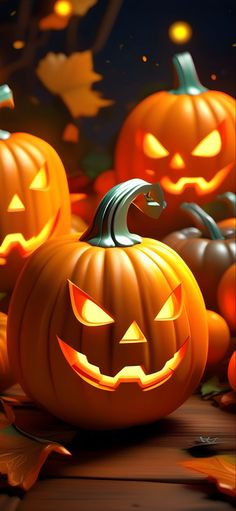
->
[10,246,60,397]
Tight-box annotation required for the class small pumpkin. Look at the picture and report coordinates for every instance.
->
[217,264,236,334]
[163,203,236,311]
[0,312,15,391]
[205,310,230,370]
[227,352,236,392]
[0,84,71,293]
[7,179,208,430]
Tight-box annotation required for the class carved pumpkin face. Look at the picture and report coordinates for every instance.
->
[0,85,71,292]
[115,53,235,237]
[58,280,189,392]
[8,179,208,429]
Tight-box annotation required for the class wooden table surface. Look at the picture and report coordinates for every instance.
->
[0,394,235,511]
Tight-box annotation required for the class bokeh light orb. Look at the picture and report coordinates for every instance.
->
[54,0,72,17]
[168,21,192,44]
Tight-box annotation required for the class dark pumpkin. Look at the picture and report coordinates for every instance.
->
[163,202,236,311]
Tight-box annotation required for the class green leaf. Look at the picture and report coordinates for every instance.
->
[201,376,230,398]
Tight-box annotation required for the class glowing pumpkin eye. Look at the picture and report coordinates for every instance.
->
[192,130,222,157]
[29,165,48,190]
[155,284,182,321]
[143,133,169,158]
[68,280,114,326]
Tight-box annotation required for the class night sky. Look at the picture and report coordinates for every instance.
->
[0,0,235,177]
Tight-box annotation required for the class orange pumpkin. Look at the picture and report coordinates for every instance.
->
[0,312,15,391]
[0,85,71,293]
[205,310,230,370]
[109,52,235,237]
[7,179,208,430]
[227,351,236,391]
[217,264,236,334]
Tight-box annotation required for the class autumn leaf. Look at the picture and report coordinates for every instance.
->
[181,454,236,498]
[36,51,113,118]
[0,401,71,490]
[213,390,236,411]
[39,13,70,31]
[62,123,80,143]
[71,0,98,16]
[200,376,230,399]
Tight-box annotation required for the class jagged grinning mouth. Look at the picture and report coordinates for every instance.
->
[58,337,189,391]
[158,163,233,195]
[0,209,60,265]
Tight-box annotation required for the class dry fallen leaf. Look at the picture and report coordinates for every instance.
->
[181,454,236,498]
[213,391,236,411]
[71,0,97,16]
[0,400,71,490]
[39,13,70,31]
[36,51,113,118]
[62,123,80,143]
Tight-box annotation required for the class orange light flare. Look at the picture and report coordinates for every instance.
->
[142,55,148,63]
[54,0,72,17]
[12,40,25,49]
[168,21,192,44]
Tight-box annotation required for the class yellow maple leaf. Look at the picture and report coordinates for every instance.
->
[36,51,113,117]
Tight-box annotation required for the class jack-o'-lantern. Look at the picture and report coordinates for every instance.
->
[0,85,71,292]
[7,179,208,430]
[112,52,236,237]
[163,202,236,311]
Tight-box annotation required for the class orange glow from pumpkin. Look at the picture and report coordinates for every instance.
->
[29,166,48,190]
[58,337,189,391]
[54,0,72,16]
[7,194,25,212]
[155,285,182,320]
[0,210,60,263]
[143,133,169,158]
[192,130,222,157]
[170,153,185,169]
[68,281,114,326]
[160,162,233,195]
[119,321,147,343]
[168,21,192,44]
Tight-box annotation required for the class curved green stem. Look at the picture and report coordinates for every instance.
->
[80,179,166,247]
[170,52,208,96]
[181,202,225,240]
[0,84,14,140]
[216,192,236,217]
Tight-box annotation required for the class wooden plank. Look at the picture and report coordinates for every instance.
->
[41,395,236,480]
[0,494,21,511]
[17,479,234,511]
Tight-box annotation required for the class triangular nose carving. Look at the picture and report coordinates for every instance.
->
[120,321,147,344]
[8,194,25,211]
[170,153,185,169]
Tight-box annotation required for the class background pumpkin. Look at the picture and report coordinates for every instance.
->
[7,179,208,430]
[0,312,15,391]
[227,351,236,392]
[217,263,236,334]
[163,203,236,311]
[95,52,235,238]
[205,310,230,371]
[0,85,71,294]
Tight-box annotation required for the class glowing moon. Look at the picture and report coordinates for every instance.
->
[168,21,192,44]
